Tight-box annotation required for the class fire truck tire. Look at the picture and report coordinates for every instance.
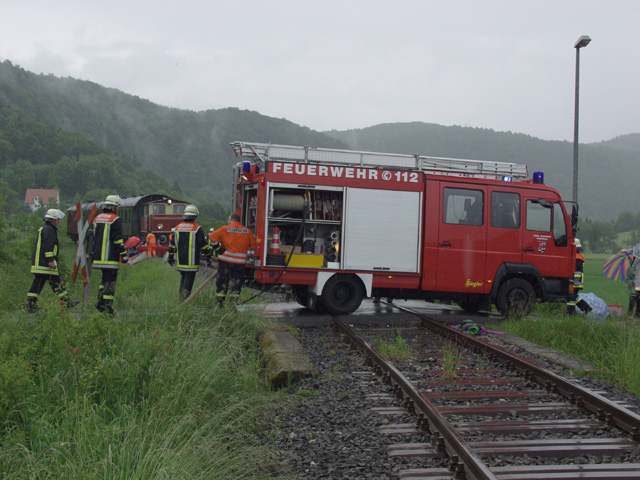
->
[321,275,364,315]
[496,278,535,318]
[291,285,309,307]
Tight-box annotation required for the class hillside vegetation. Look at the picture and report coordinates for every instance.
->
[0,102,172,212]
[1,60,639,220]
[0,60,344,207]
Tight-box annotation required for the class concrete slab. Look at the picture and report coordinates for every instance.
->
[258,326,319,389]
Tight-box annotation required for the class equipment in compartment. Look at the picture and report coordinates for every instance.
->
[312,191,341,221]
[266,187,343,268]
[269,190,310,219]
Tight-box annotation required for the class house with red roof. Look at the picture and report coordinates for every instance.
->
[24,188,60,212]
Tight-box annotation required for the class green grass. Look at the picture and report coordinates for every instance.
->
[0,237,284,479]
[581,253,629,306]
[373,329,413,363]
[498,252,640,397]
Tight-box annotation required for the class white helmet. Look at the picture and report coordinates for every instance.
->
[44,208,65,220]
[183,204,199,219]
[104,195,121,206]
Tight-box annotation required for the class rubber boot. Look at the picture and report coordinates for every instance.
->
[26,299,39,313]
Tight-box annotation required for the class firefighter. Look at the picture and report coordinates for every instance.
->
[209,213,256,303]
[26,209,79,312]
[567,238,587,314]
[146,232,157,257]
[92,194,127,315]
[168,204,209,300]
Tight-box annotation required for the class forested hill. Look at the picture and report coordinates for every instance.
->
[598,133,640,154]
[0,60,345,206]
[0,101,171,210]
[1,60,638,220]
[326,124,640,221]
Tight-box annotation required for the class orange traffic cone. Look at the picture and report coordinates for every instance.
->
[269,227,281,254]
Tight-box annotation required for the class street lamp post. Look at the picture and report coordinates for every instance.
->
[572,35,591,203]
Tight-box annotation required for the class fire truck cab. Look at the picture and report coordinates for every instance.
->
[230,141,578,317]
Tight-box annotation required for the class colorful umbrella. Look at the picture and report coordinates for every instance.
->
[602,249,634,282]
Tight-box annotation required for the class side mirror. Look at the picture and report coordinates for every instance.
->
[571,204,579,236]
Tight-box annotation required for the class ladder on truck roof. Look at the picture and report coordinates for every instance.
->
[231,141,528,179]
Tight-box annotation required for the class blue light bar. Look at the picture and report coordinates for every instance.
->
[533,171,544,184]
[502,175,513,182]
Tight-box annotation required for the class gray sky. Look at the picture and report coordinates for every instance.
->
[1,0,638,143]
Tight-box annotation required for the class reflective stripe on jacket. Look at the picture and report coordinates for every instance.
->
[169,221,207,271]
[208,222,256,265]
[92,212,124,270]
[31,222,60,275]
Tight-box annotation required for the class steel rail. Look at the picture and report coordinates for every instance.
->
[391,302,640,439]
[332,317,498,480]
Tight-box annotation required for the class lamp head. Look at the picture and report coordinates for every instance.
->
[574,35,591,49]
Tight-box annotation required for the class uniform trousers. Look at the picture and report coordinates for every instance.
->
[97,269,119,312]
[216,261,246,296]
[28,273,69,305]
[179,271,197,300]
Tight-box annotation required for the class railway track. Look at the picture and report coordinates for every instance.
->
[331,304,640,480]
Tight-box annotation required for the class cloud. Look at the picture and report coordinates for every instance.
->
[1,0,638,142]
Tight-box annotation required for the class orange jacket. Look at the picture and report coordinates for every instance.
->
[209,222,256,264]
[146,233,157,246]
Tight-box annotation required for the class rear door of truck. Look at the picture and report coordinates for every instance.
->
[435,182,488,293]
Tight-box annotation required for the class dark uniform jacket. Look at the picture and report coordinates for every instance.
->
[31,221,60,275]
[92,211,125,269]
[170,221,208,271]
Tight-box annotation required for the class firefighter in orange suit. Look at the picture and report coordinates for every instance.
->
[92,194,126,315]
[168,205,209,300]
[209,213,256,303]
[146,232,157,257]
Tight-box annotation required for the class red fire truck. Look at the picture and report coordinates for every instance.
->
[230,141,579,317]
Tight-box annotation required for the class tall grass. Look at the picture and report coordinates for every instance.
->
[499,253,640,397]
[0,237,283,479]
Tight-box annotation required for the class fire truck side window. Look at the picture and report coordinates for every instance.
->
[153,204,166,214]
[443,188,483,226]
[491,192,520,229]
[553,203,568,246]
[525,201,551,232]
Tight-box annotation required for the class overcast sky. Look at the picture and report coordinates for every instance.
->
[1,1,638,143]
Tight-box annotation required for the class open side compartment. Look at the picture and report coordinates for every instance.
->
[265,186,343,268]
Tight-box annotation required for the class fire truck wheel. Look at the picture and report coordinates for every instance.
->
[291,285,309,307]
[321,275,364,315]
[496,278,536,318]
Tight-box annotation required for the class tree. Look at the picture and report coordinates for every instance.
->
[579,219,618,253]
[615,211,638,233]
